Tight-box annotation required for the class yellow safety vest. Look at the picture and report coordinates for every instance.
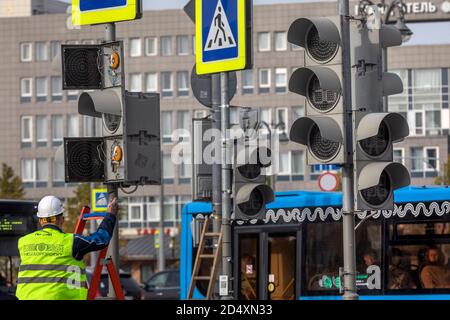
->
[16,227,87,300]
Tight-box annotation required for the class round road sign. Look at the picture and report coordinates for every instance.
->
[318,172,339,192]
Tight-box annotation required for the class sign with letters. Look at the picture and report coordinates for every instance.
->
[195,0,251,74]
[72,0,142,26]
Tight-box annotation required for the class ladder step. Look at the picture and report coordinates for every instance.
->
[204,232,221,237]
[199,254,215,259]
[194,276,211,280]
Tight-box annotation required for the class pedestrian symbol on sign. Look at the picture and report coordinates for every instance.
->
[204,0,236,51]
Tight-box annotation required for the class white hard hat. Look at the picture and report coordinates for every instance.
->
[37,196,64,218]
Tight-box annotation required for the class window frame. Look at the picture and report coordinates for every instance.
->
[21,116,33,143]
[145,37,158,56]
[21,78,33,99]
[35,42,48,61]
[145,72,158,93]
[129,38,142,57]
[424,146,439,172]
[176,35,190,56]
[257,32,271,52]
[274,31,287,51]
[20,43,33,62]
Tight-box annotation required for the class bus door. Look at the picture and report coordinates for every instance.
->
[235,227,300,300]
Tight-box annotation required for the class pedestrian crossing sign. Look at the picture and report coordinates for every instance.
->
[91,188,109,212]
[196,0,250,74]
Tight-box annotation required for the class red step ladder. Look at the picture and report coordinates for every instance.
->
[74,206,124,300]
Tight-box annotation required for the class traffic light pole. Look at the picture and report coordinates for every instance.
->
[158,150,166,272]
[338,0,359,300]
[220,71,233,300]
[211,73,222,299]
[105,22,120,299]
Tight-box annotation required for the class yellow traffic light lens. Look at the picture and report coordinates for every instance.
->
[307,74,340,112]
[309,124,340,161]
[109,51,120,70]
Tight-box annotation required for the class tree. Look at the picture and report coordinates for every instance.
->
[0,163,25,199]
[65,183,95,233]
[435,156,450,185]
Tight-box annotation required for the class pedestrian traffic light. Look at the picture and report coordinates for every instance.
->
[233,142,274,220]
[352,24,410,210]
[288,17,346,165]
[61,41,161,185]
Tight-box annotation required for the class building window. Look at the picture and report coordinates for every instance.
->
[161,72,173,97]
[192,35,196,55]
[163,154,175,183]
[163,196,177,222]
[177,71,189,96]
[425,147,439,172]
[35,42,48,61]
[67,115,79,137]
[67,89,79,102]
[36,158,48,187]
[21,159,35,186]
[145,37,157,56]
[275,68,287,93]
[411,146,439,177]
[50,41,61,60]
[81,39,95,45]
[129,73,142,92]
[274,32,287,51]
[161,36,172,56]
[393,148,405,165]
[36,77,47,102]
[194,110,207,118]
[259,108,272,135]
[147,197,160,222]
[20,78,32,103]
[257,32,270,52]
[276,108,288,136]
[51,76,62,102]
[177,35,189,55]
[52,159,65,187]
[278,151,290,176]
[412,69,442,136]
[388,69,408,120]
[230,108,238,124]
[51,115,64,146]
[259,69,271,93]
[145,73,158,92]
[36,116,48,147]
[177,111,190,140]
[292,106,305,122]
[129,38,142,57]
[242,69,254,94]
[20,43,32,62]
[162,111,173,142]
[411,147,424,172]
[129,202,143,222]
[21,116,33,146]
[291,151,305,176]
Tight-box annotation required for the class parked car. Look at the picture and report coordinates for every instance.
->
[86,267,144,300]
[142,269,180,300]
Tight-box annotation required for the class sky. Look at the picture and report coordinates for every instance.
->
[60,0,450,45]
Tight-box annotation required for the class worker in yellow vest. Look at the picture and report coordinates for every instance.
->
[16,195,118,300]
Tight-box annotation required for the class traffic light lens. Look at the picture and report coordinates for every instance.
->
[238,164,261,180]
[309,124,340,161]
[238,189,264,218]
[306,25,339,63]
[360,171,391,207]
[307,75,339,112]
[359,121,390,157]
[63,47,102,89]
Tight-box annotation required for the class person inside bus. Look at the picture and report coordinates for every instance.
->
[420,246,450,289]
[388,248,416,290]
[363,249,379,268]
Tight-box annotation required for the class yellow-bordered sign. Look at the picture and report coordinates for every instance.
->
[91,188,109,212]
[196,0,249,74]
[72,0,142,26]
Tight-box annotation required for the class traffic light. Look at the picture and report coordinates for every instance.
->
[352,24,410,210]
[288,17,346,165]
[233,141,274,220]
[61,41,161,185]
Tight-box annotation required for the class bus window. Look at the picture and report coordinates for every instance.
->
[239,234,258,300]
[388,221,450,290]
[268,233,295,300]
[305,221,381,293]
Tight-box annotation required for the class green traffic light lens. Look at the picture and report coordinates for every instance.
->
[238,188,264,217]
[360,171,391,207]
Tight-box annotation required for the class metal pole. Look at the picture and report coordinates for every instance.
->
[104,22,120,299]
[158,149,166,272]
[220,71,232,299]
[211,73,222,299]
[338,0,359,300]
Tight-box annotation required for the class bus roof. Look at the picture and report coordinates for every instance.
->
[183,185,450,214]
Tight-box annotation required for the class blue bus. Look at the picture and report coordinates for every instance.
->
[180,186,450,300]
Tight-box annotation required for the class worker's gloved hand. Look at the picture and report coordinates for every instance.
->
[108,197,119,215]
